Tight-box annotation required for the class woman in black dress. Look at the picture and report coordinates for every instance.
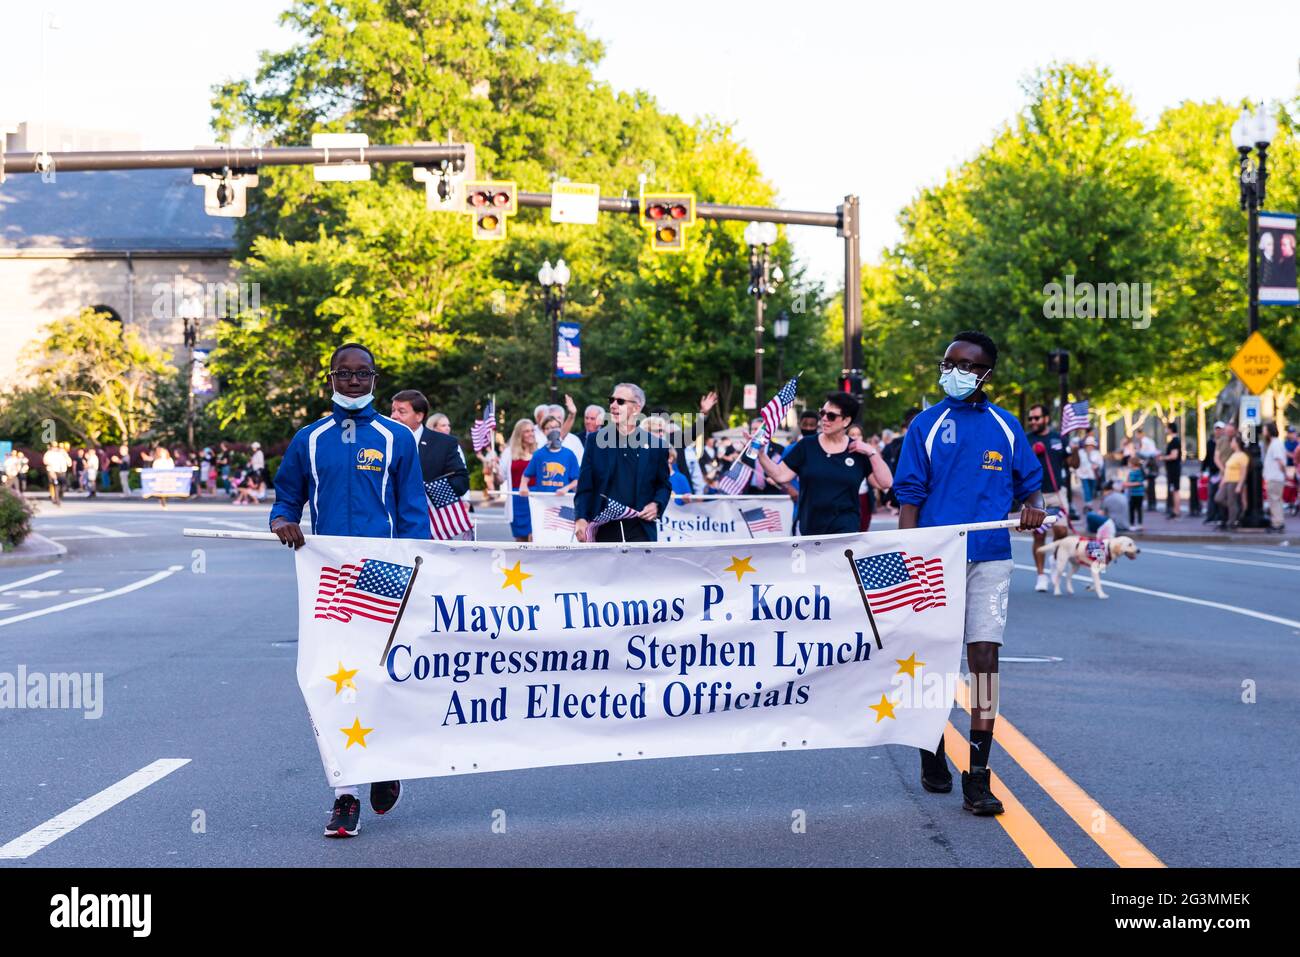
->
[757,392,893,535]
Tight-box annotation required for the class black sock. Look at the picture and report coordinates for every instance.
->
[970,729,993,770]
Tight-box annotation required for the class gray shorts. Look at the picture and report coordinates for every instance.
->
[964,559,1013,646]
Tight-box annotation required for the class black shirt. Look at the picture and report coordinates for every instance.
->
[1031,429,1068,493]
[1165,435,1182,474]
[782,435,875,535]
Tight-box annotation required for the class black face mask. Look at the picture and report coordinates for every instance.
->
[800,426,817,437]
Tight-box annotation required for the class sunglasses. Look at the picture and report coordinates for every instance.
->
[818,409,844,420]
[608,396,634,406]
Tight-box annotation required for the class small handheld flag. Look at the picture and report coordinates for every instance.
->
[471,398,495,452]
[1061,400,1089,435]
[715,457,754,496]
[315,558,416,625]
[741,505,783,534]
[585,496,639,542]
[760,375,800,437]
[426,478,473,540]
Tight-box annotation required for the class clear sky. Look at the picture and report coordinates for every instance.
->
[4,0,1298,287]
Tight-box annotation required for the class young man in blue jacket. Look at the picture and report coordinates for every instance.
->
[892,331,1046,816]
[270,342,431,838]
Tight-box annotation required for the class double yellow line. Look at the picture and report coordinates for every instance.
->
[948,682,1164,868]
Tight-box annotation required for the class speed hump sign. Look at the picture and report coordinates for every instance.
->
[1229,331,1284,395]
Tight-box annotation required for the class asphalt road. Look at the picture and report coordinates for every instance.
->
[2,496,1297,867]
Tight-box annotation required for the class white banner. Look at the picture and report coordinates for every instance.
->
[525,492,794,544]
[294,526,967,786]
[139,467,195,497]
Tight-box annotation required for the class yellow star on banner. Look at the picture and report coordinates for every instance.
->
[501,560,532,592]
[724,555,756,582]
[327,662,358,694]
[340,717,373,749]
[895,653,925,678]
[868,694,897,723]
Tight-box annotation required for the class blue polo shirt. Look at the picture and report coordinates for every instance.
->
[892,396,1041,561]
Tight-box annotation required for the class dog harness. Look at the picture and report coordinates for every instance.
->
[1079,537,1108,567]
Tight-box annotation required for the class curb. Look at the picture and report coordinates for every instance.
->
[0,533,68,568]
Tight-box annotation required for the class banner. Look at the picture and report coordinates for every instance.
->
[525,492,794,544]
[139,467,195,497]
[1258,211,1298,306]
[555,321,582,378]
[293,526,967,786]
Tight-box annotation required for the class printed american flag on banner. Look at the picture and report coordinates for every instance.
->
[425,478,474,540]
[743,504,780,535]
[315,559,414,624]
[1061,400,1089,435]
[853,551,946,614]
[556,338,581,375]
[714,457,754,495]
[471,398,495,452]
[544,503,576,532]
[741,506,783,534]
[760,375,800,436]
[584,497,639,542]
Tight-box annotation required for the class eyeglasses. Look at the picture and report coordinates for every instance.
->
[818,409,844,420]
[328,370,375,382]
[938,359,990,374]
[608,396,632,406]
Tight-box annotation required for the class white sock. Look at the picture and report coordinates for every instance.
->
[334,786,359,799]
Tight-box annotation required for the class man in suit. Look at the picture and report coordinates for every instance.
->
[389,390,471,512]
[574,382,671,543]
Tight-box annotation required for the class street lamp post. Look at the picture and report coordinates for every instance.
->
[773,310,790,389]
[538,258,570,401]
[1231,105,1278,529]
[744,221,782,401]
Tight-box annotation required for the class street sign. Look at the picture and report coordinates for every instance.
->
[743,384,757,410]
[550,182,600,224]
[1229,331,1285,395]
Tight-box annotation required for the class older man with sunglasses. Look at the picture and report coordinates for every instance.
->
[573,382,672,543]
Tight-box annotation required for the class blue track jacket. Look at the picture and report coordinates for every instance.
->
[892,396,1042,561]
[270,402,431,540]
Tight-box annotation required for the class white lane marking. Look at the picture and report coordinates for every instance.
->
[1012,564,1300,631]
[1205,544,1300,560]
[0,570,63,591]
[48,534,143,541]
[0,566,184,629]
[1135,547,1300,572]
[78,525,136,538]
[0,759,191,859]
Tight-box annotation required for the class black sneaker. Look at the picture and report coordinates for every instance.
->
[325,795,360,838]
[369,780,402,815]
[919,748,953,793]
[961,768,1005,816]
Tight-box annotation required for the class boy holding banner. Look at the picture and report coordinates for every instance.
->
[892,331,1046,816]
[270,343,431,839]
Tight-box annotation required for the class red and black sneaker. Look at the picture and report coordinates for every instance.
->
[369,780,402,815]
[325,795,361,838]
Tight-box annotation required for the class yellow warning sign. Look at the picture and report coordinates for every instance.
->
[1229,331,1285,395]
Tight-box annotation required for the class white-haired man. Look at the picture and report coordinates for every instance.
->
[574,382,671,542]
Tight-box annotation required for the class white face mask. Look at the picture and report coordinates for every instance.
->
[939,368,987,400]
[332,388,374,411]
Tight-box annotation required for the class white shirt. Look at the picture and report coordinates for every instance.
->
[250,450,265,471]
[1076,448,1101,480]
[1264,437,1288,483]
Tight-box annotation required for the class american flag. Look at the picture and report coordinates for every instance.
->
[760,375,800,436]
[556,338,581,376]
[315,559,414,624]
[714,456,754,495]
[425,478,473,539]
[584,497,639,542]
[741,505,783,534]
[543,503,576,532]
[471,398,495,452]
[1060,400,1090,435]
[853,551,946,614]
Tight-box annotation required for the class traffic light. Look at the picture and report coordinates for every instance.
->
[640,193,695,253]
[415,143,476,213]
[465,181,517,240]
[192,166,259,218]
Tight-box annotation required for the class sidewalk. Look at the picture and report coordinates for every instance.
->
[0,532,67,568]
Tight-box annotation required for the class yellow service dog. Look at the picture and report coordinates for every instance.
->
[1035,530,1139,600]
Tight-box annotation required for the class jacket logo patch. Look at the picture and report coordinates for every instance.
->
[982,450,1004,471]
[357,448,384,471]
[542,461,567,479]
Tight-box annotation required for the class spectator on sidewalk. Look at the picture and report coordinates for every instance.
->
[1217,433,1250,530]
[1263,422,1288,532]
[43,442,72,506]
[82,446,99,498]
[1077,435,1102,508]
[1163,421,1182,519]
[1203,422,1224,524]
[1124,455,1145,531]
